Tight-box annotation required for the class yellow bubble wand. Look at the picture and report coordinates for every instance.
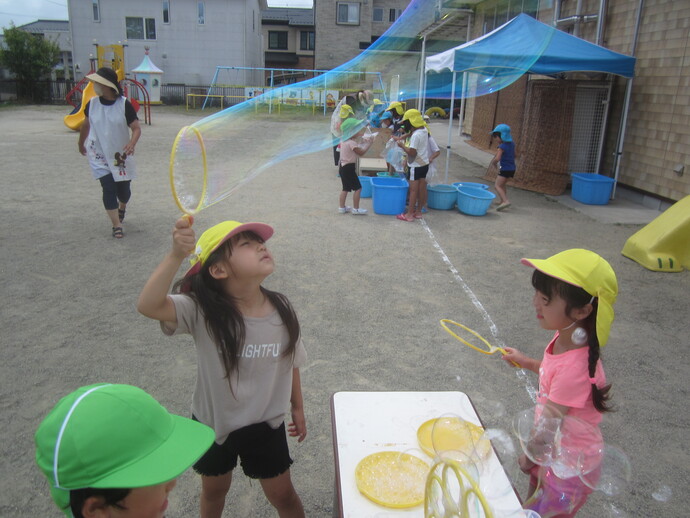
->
[440,319,520,367]
[424,457,494,518]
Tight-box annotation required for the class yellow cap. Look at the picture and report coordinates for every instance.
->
[402,109,428,129]
[339,104,355,119]
[386,101,404,115]
[521,249,618,346]
[187,220,273,276]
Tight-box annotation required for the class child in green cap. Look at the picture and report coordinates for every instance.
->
[35,383,214,518]
[338,118,373,214]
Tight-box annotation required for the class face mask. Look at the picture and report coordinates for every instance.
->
[93,83,106,97]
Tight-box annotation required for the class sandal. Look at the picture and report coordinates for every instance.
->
[112,227,124,239]
[118,208,126,222]
[396,213,414,222]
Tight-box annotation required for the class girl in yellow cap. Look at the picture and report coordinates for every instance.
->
[502,249,618,517]
[138,217,307,518]
[396,109,430,221]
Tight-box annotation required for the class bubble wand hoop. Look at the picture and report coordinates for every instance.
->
[440,319,520,367]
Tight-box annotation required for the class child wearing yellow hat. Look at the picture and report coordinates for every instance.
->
[137,217,307,518]
[396,109,430,221]
[502,249,618,517]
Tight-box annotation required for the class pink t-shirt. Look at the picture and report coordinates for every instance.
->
[339,138,359,166]
[537,332,606,427]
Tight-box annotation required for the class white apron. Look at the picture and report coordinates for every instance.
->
[87,96,136,181]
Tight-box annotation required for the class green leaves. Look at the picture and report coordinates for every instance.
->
[0,25,61,100]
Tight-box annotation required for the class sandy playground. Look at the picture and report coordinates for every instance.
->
[0,105,688,517]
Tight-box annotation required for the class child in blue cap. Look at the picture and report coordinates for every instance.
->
[490,123,515,211]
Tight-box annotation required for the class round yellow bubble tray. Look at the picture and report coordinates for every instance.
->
[417,417,491,461]
[355,451,429,508]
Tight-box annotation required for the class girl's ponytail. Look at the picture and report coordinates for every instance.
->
[585,300,613,413]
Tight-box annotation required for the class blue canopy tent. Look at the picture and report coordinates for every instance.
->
[424,13,636,188]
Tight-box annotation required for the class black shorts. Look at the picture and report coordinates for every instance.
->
[339,162,361,192]
[498,169,515,178]
[409,164,429,181]
[192,420,293,479]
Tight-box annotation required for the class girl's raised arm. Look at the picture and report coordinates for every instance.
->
[137,217,196,324]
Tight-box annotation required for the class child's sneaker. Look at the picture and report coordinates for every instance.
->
[338,206,352,214]
[352,208,368,215]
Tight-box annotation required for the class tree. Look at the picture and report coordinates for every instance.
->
[0,25,61,102]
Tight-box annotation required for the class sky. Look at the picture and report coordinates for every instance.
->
[0,0,313,31]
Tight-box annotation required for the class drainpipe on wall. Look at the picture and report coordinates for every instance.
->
[611,0,644,199]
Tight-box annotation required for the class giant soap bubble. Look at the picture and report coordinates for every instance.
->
[170,0,557,213]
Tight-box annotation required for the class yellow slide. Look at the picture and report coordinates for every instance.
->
[621,195,690,272]
[64,66,125,131]
[63,81,97,131]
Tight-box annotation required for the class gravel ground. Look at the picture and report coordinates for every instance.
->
[0,105,687,517]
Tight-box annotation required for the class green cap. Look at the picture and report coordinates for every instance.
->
[35,384,215,516]
[340,118,364,137]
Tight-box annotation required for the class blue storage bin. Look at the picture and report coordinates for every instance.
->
[452,182,490,190]
[359,176,372,198]
[457,186,496,216]
[371,177,408,215]
[571,173,614,205]
[427,184,458,210]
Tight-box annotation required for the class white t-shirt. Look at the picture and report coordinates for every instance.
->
[408,128,430,167]
[162,294,307,443]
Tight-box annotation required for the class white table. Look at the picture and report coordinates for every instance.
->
[330,391,523,517]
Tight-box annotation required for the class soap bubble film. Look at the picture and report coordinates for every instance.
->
[169,0,556,213]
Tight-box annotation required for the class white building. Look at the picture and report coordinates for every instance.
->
[68,0,267,86]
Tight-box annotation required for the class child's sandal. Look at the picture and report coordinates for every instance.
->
[112,227,124,238]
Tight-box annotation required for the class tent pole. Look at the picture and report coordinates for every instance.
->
[417,35,427,111]
[444,71,457,183]
[457,72,467,136]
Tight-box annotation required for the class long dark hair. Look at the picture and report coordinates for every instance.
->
[70,488,129,517]
[173,232,300,394]
[532,270,613,413]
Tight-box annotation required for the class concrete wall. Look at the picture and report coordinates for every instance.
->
[68,0,265,86]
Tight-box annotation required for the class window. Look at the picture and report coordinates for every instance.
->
[268,31,288,50]
[300,31,314,51]
[198,2,205,25]
[337,2,360,25]
[163,0,170,24]
[92,0,100,22]
[389,8,402,22]
[126,17,157,40]
[372,8,383,22]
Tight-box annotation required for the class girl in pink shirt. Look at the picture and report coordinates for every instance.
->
[503,249,618,517]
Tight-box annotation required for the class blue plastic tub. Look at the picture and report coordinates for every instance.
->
[452,182,490,190]
[427,184,458,210]
[359,176,372,198]
[457,185,496,216]
[371,177,409,215]
[571,173,614,205]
